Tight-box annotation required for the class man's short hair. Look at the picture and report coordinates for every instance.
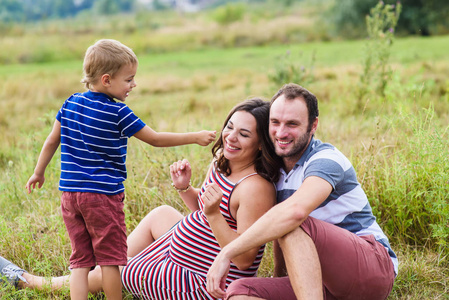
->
[271,83,319,130]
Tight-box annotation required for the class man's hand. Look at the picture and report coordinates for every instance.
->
[206,251,231,298]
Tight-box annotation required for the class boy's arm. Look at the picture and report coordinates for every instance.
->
[25,120,61,193]
[133,125,216,147]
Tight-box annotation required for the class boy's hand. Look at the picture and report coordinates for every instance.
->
[197,130,216,146]
[25,174,45,193]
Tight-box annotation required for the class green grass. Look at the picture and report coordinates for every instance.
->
[3,35,449,76]
[1,11,449,300]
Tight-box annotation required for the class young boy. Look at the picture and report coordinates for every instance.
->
[25,39,216,300]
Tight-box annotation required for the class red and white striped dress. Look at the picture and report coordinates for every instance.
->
[121,166,265,299]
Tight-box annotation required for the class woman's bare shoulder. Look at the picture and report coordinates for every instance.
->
[234,174,276,198]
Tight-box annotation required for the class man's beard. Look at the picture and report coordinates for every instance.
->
[274,130,311,159]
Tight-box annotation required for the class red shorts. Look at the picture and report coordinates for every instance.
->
[226,217,395,300]
[61,192,128,269]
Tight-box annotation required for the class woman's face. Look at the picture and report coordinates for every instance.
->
[222,111,261,166]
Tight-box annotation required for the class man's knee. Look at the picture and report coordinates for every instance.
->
[227,296,259,300]
[227,296,261,300]
[226,277,268,300]
[226,278,263,300]
[226,277,295,300]
[277,225,310,250]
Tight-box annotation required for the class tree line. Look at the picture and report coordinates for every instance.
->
[1,0,448,37]
[0,0,135,22]
[330,0,449,37]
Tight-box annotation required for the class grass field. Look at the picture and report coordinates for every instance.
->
[0,16,448,299]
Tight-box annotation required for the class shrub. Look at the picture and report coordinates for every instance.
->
[356,1,401,110]
[268,50,316,87]
[211,3,246,25]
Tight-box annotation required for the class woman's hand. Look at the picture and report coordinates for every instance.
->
[202,183,223,217]
[170,159,192,190]
[170,159,202,212]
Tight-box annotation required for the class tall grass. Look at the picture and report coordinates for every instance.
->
[356,106,449,250]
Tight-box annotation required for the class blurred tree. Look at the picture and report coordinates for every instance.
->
[93,0,120,15]
[152,0,170,10]
[76,0,96,11]
[211,2,245,25]
[279,0,295,7]
[90,0,136,15]
[0,0,136,21]
[0,0,24,22]
[330,0,449,37]
[116,0,135,11]
[53,0,77,18]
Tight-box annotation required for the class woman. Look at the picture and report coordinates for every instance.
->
[1,98,281,299]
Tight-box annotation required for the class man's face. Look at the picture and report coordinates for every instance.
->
[269,95,316,164]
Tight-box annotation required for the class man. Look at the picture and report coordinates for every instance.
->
[206,83,398,300]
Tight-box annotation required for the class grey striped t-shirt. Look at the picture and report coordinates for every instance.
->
[276,138,398,275]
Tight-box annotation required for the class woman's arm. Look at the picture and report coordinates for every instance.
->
[204,176,276,270]
[170,159,213,212]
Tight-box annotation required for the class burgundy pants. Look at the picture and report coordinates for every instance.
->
[226,217,395,300]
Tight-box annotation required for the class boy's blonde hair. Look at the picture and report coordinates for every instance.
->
[81,39,138,89]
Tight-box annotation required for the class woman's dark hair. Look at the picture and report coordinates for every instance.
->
[212,98,281,183]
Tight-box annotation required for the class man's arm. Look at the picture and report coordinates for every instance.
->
[205,176,276,270]
[206,176,333,298]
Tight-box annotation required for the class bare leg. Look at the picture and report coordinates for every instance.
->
[279,226,323,300]
[19,264,105,293]
[18,205,183,294]
[127,205,184,257]
[88,265,106,294]
[70,267,90,300]
[101,265,122,300]
[20,272,70,290]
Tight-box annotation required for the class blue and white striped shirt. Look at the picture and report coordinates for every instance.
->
[276,138,398,275]
[56,91,146,195]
